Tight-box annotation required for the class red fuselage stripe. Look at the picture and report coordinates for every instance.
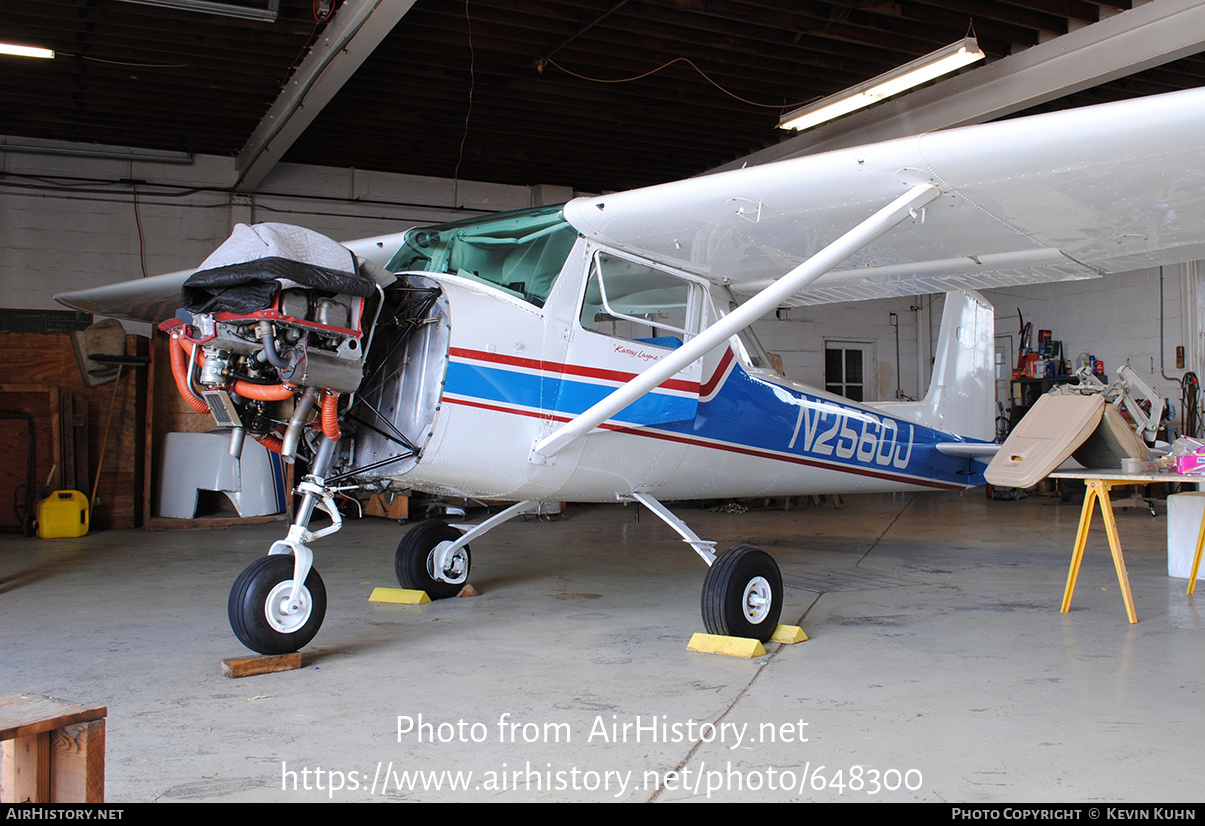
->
[449,347,700,394]
[700,348,735,397]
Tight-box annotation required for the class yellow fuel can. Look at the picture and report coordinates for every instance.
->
[37,490,90,538]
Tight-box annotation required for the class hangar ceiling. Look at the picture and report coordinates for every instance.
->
[3,0,1205,194]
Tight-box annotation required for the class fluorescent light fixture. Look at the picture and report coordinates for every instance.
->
[0,43,55,59]
[779,38,985,132]
[1,141,194,165]
[115,0,279,23]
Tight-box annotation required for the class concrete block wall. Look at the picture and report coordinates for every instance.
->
[751,294,932,402]
[3,140,1201,431]
[752,267,1199,431]
[984,268,1190,390]
[0,145,556,311]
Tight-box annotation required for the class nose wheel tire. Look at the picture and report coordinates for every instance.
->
[396,521,471,600]
[701,545,782,642]
[229,554,327,655]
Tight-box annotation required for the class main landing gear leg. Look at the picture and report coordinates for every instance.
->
[629,492,783,642]
[228,435,343,654]
[395,500,541,597]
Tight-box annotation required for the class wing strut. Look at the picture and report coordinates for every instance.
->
[531,183,941,461]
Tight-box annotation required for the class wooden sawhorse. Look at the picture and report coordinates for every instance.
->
[1059,477,1139,623]
[1052,470,1205,623]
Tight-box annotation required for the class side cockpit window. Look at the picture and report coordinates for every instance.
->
[579,251,703,348]
[386,206,576,308]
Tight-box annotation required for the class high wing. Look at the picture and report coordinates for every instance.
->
[59,88,1205,322]
[561,86,1205,307]
[55,232,410,325]
[59,268,195,326]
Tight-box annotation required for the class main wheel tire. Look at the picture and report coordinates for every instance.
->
[228,555,327,655]
[395,521,470,600]
[701,545,783,642]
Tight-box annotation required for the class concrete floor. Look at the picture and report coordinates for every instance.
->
[1,489,1202,803]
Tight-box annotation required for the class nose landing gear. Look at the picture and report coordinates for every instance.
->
[228,554,328,655]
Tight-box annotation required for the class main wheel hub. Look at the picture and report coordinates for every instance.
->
[429,541,469,585]
[742,576,772,624]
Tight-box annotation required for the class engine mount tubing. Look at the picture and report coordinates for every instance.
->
[282,387,320,461]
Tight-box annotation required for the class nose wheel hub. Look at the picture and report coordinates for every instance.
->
[265,579,313,633]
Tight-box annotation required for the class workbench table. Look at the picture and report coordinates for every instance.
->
[0,694,105,803]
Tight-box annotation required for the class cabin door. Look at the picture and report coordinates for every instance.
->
[555,247,704,428]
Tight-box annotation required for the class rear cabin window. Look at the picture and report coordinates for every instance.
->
[579,251,702,348]
[386,205,576,308]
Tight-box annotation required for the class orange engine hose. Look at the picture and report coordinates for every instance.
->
[233,381,296,401]
[256,433,285,453]
[169,333,211,414]
[322,391,341,441]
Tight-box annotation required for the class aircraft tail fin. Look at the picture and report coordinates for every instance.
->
[874,289,995,442]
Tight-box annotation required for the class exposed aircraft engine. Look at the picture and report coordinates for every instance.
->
[160,223,399,464]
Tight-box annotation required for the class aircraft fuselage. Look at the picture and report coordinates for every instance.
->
[352,232,986,503]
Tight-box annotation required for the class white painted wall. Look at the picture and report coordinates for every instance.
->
[983,267,1195,401]
[753,266,1201,433]
[3,139,1201,433]
[0,143,567,310]
[751,295,931,402]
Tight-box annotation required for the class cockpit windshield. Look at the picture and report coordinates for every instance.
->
[386,205,577,308]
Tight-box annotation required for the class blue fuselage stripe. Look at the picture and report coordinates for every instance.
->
[446,360,696,425]
[445,357,986,487]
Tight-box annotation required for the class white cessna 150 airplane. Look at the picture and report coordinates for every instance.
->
[58,86,1205,655]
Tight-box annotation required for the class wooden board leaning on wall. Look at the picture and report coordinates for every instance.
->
[0,327,146,531]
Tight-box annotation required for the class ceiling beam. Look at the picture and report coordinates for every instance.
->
[234,0,417,191]
[713,0,1205,172]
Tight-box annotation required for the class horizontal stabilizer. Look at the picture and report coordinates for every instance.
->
[936,442,1000,457]
[985,395,1104,488]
